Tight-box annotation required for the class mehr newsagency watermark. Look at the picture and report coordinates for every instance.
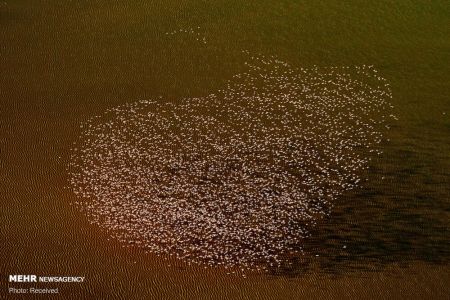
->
[8,274,85,295]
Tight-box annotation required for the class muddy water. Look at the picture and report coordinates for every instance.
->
[1,1,449,299]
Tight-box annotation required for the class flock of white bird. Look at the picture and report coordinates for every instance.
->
[68,52,394,272]
[165,26,206,44]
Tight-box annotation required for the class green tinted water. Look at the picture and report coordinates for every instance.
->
[1,1,449,299]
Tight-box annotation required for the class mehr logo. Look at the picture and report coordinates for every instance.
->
[9,274,85,283]
[9,275,37,282]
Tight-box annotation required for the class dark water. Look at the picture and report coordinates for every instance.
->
[1,1,449,299]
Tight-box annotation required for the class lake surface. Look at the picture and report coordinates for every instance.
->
[1,1,449,299]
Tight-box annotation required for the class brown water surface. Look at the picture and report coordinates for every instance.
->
[1,1,449,299]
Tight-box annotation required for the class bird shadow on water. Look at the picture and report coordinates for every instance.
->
[268,131,450,277]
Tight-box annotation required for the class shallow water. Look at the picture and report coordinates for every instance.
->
[1,0,449,299]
